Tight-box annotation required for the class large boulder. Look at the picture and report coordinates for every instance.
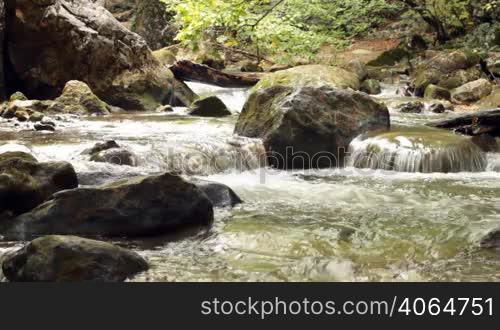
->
[424,84,451,101]
[4,0,195,110]
[0,152,78,216]
[0,1,5,101]
[131,0,177,51]
[2,235,148,282]
[451,79,493,104]
[413,50,483,96]
[234,65,389,169]
[3,173,214,240]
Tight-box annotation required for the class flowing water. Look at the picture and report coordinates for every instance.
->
[1,81,500,282]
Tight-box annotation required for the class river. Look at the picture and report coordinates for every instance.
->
[1,81,500,282]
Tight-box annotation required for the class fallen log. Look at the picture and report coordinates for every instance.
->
[427,108,500,136]
[169,60,265,88]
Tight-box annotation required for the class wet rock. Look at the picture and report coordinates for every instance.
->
[155,105,174,112]
[424,84,451,101]
[34,123,55,132]
[398,101,424,114]
[480,228,500,250]
[360,79,381,95]
[90,148,137,167]
[4,173,214,240]
[2,235,149,282]
[83,141,120,156]
[471,134,498,152]
[234,65,388,169]
[5,0,195,110]
[451,79,493,104]
[413,50,482,96]
[429,103,446,114]
[0,152,78,216]
[427,108,500,137]
[29,112,44,122]
[188,96,231,117]
[191,178,243,208]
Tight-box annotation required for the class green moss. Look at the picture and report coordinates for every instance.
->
[253,65,360,91]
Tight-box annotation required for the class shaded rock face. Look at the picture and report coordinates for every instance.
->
[131,0,177,51]
[4,173,214,240]
[2,235,149,282]
[4,0,194,110]
[413,50,483,96]
[451,79,493,104]
[234,65,389,169]
[0,1,5,101]
[0,152,78,216]
[188,96,231,118]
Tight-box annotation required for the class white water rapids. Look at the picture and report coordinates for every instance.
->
[1,82,500,282]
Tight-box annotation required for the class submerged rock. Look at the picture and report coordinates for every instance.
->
[0,152,78,216]
[480,229,500,250]
[90,148,137,166]
[234,65,388,169]
[2,235,148,282]
[398,101,425,113]
[188,96,231,117]
[348,128,487,173]
[5,0,195,110]
[4,173,214,240]
[451,79,493,104]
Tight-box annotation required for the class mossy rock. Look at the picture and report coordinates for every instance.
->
[54,80,110,115]
[253,65,360,91]
[9,92,27,102]
[424,84,451,101]
[152,47,177,66]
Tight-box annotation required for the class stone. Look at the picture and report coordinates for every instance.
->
[398,101,425,113]
[52,81,110,115]
[451,79,493,104]
[360,79,382,95]
[424,84,451,101]
[4,173,214,240]
[34,124,56,132]
[191,178,243,208]
[413,50,482,96]
[5,0,195,110]
[90,148,137,166]
[152,47,177,67]
[345,59,368,81]
[480,228,500,250]
[429,103,446,114]
[188,96,231,117]
[2,235,149,282]
[234,65,388,169]
[0,152,78,216]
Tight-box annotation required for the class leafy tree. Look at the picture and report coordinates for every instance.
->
[170,0,399,64]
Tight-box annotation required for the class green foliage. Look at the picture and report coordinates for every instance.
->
[171,0,399,64]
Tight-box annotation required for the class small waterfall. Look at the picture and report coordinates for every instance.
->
[186,82,250,112]
[348,128,487,173]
